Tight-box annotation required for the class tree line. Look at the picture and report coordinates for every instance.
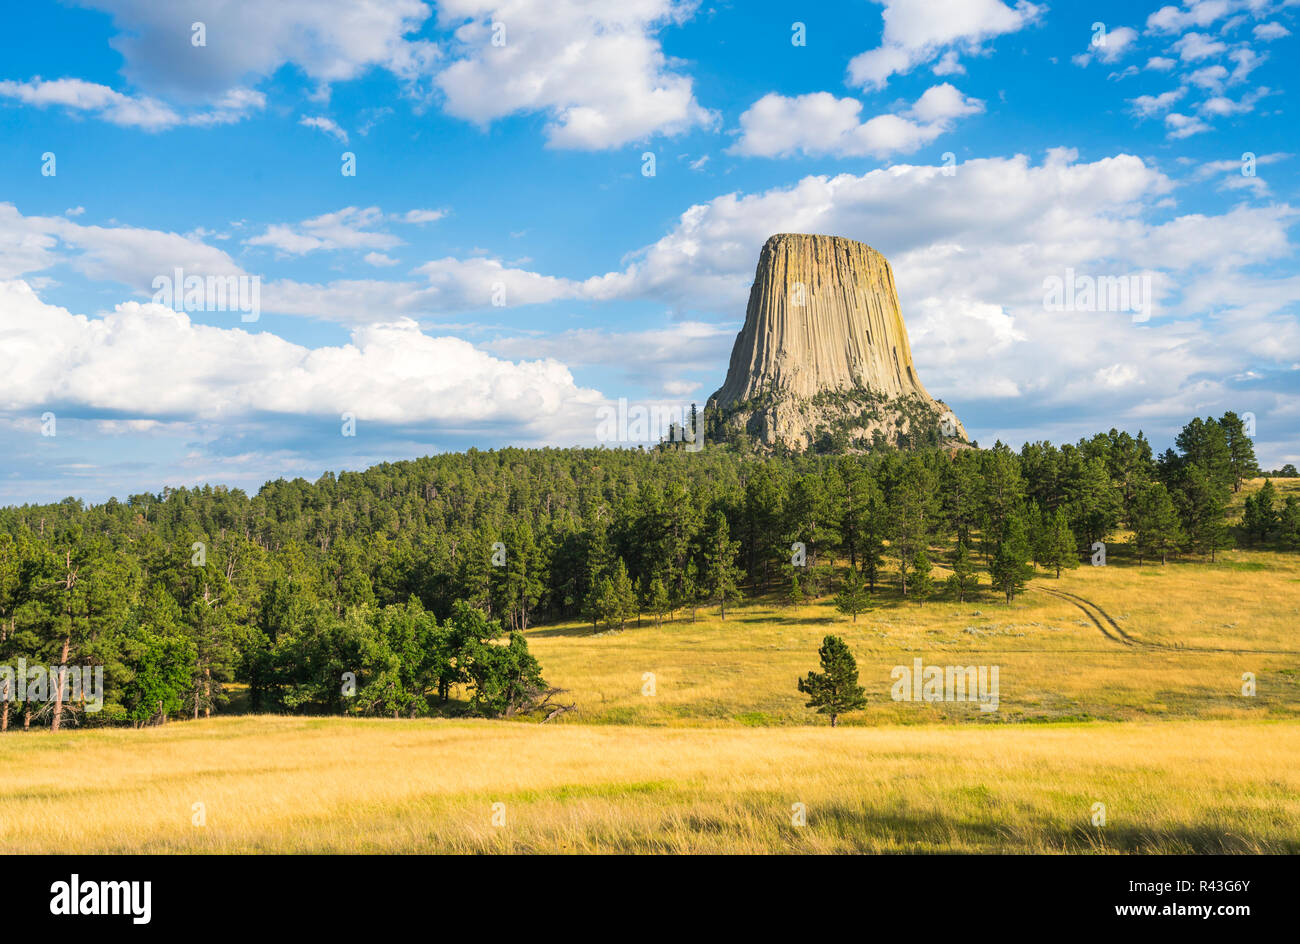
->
[0,409,1283,730]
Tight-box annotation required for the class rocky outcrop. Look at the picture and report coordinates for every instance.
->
[706,233,967,452]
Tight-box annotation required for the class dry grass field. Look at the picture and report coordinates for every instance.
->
[3,716,1298,853]
[3,477,1297,853]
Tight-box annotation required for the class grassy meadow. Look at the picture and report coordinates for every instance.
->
[3,716,1298,853]
[3,476,1298,853]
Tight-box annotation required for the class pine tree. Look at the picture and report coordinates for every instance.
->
[702,512,743,619]
[646,577,671,626]
[1131,482,1183,564]
[834,566,870,622]
[679,558,701,622]
[797,635,867,727]
[1040,507,1079,578]
[609,558,637,630]
[1176,464,1231,562]
[786,570,805,607]
[1279,497,1300,549]
[1243,480,1278,544]
[945,541,978,602]
[1220,411,1259,492]
[908,550,934,600]
[990,512,1034,604]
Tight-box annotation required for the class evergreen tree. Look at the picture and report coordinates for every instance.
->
[609,558,637,630]
[945,541,978,602]
[908,549,934,599]
[1131,482,1183,564]
[786,570,805,607]
[886,457,938,596]
[797,635,867,727]
[1243,480,1278,544]
[1220,411,1259,492]
[1176,464,1231,562]
[1279,497,1300,549]
[1040,508,1080,578]
[990,512,1034,604]
[834,566,871,622]
[646,576,671,627]
[701,512,743,619]
[679,558,701,622]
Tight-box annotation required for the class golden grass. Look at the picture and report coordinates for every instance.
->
[525,541,1300,726]
[3,716,1297,853]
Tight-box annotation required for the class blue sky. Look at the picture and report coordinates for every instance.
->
[0,0,1297,503]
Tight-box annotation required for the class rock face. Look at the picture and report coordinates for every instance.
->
[706,233,968,452]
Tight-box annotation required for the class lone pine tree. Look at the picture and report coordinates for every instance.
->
[834,565,870,622]
[797,634,867,727]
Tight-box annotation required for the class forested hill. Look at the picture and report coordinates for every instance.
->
[0,412,1291,729]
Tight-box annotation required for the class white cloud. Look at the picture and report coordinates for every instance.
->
[0,203,247,290]
[247,207,401,255]
[1227,46,1264,83]
[0,77,263,129]
[364,252,400,267]
[1197,86,1268,116]
[0,279,603,432]
[1165,111,1212,137]
[1171,31,1228,60]
[846,0,1044,89]
[398,209,447,224]
[434,0,713,150]
[1129,87,1187,116]
[1074,26,1139,66]
[1146,56,1178,70]
[1189,64,1229,90]
[931,51,966,76]
[299,115,348,142]
[488,320,736,394]
[77,0,437,98]
[1146,1,1235,35]
[730,84,983,159]
[1253,22,1291,40]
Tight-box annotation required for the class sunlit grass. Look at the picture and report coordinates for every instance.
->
[2,716,1295,853]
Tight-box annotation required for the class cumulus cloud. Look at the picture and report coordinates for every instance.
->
[1073,26,1139,66]
[1165,111,1212,138]
[1146,1,1237,35]
[75,0,437,99]
[299,115,348,142]
[0,279,603,431]
[0,77,263,129]
[1130,88,1187,116]
[488,320,737,394]
[729,84,983,159]
[0,202,247,291]
[1171,31,1228,61]
[1253,22,1291,41]
[434,0,713,149]
[398,209,447,224]
[846,0,1044,90]
[247,207,401,255]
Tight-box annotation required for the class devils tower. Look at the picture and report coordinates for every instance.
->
[705,233,968,453]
